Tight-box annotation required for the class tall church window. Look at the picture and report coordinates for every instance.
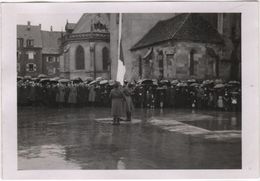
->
[189,49,195,76]
[75,45,85,70]
[158,50,164,79]
[102,47,109,70]
[138,55,142,78]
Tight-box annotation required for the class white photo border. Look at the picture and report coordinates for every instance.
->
[1,1,259,179]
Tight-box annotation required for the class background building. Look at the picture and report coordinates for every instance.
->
[122,13,241,81]
[17,22,62,77]
[59,13,119,80]
[17,22,43,77]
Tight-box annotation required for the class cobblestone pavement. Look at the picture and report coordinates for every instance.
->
[18,107,241,169]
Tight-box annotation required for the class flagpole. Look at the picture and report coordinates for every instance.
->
[116,13,126,85]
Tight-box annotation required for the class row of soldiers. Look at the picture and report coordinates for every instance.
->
[17,78,241,111]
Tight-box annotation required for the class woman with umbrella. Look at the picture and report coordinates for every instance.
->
[109,81,124,125]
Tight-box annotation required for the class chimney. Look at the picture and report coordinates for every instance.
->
[39,24,41,29]
[50,26,53,32]
[27,21,31,30]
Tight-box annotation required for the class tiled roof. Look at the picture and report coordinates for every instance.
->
[131,13,224,51]
[41,31,62,54]
[17,24,42,47]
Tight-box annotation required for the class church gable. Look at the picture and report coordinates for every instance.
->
[72,13,110,34]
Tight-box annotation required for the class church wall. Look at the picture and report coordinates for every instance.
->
[121,13,176,81]
[95,42,110,71]
[131,41,230,80]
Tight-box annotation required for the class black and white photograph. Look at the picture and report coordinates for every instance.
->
[1,2,259,179]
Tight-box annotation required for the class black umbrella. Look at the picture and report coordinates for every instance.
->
[138,79,153,85]
[40,78,50,84]
[72,77,83,83]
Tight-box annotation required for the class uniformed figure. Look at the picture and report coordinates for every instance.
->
[68,83,77,106]
[123,83,134,121]
[109,82,124,125]
[88,85,96,106]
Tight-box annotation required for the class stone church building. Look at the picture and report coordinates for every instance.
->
[59,13,119,80]
[123,13,241,81]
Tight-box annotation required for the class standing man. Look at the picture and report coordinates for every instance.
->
[123,83,134,121]
[109,82,124,125]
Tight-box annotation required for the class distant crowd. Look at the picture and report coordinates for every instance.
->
[17,75,241,112]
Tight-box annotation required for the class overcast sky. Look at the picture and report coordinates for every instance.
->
[16,13,82,31]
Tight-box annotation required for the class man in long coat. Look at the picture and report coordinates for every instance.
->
[109,82,124,125]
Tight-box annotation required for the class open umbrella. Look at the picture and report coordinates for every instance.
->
[50,77,60,81]
[187,79,196,83]
[177,82,188,87]
[214,83,225,89]
[17,76,23,81]
[228,81,240,85]
[190,83,199,87]
[160,80,170,86]
[38,74,48,78]
[138,79,153,85]
[96,77,103,81]
[215,79,223,84]
[59,79,70,83]
[89,80,99,85]
[24,75,32,80]
[40,78,50,84]
[100,80,108,85]
[171,80,179,85]
[72,77,83,83]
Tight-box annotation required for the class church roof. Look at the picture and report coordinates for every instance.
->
[131,13,224,51]
[41,31,62,54]
[65,23,76,31]
[17,24,43,47]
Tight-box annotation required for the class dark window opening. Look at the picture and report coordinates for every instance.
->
[190,49,195,76]
[75,45,85,70]
[17,38,24,48]
[102,47,109,71]
[139,55,142,78]
[158,50,164,79]
[26,39,34,47]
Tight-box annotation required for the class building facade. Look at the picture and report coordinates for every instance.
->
[17,22,43,77]
[17,22,62,77]
[122,13,241,81]
[59,13,118,80]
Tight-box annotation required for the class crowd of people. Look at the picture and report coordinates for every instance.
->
[17,75,241,112]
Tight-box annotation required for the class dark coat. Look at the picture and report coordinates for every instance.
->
[110,88,124,117]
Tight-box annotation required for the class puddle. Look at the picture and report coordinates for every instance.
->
[181,117,241,131]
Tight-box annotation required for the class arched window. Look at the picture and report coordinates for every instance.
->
[102,47,109,70]
[75,45,85,70]
[189,49,195,76]
[158,50,164,79]
[138,55,142,78]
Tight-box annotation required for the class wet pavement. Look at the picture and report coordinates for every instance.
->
[18,107,241,170]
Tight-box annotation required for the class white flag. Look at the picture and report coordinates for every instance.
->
[116,13,126,85]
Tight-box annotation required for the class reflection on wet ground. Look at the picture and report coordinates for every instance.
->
[18,107,241,169]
